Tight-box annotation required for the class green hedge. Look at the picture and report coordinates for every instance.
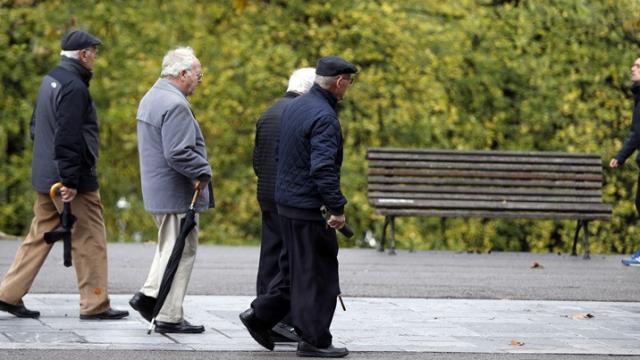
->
[1,0,640,254]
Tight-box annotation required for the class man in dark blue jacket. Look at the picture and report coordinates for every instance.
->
[252,67,315,342]
[240,56,356,358]
[611,56,640,266]
[0,30,128,320]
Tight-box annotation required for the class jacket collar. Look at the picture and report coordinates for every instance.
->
[59,57,93,86]
[309,83,338,110]
[284,91,300,99]
[154,78,189,101]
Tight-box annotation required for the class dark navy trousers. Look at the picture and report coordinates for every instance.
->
[252,216,340,348]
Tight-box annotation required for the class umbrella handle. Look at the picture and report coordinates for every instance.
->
[49,182,63,200]
[190,181,202,208]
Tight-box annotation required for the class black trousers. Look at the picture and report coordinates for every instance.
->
[636,174,640,215]
[256,210,287,296]
[252,216,340,348]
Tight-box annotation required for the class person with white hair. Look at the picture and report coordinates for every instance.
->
[241,56,357,358]
[251,67,316,343]
[129,47,213,334]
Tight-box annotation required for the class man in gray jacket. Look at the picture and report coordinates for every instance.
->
[129,47,213,334]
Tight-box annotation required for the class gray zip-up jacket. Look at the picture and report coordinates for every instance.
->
[136,79,214,213]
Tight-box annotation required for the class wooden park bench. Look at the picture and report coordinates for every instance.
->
[366,148,612,258]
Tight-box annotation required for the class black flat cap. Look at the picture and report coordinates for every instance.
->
[60,30,102,51]
[315,56,357,76]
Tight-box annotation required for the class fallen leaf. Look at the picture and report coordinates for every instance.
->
[531,262,543,269]
[570,312,594,320]
[510,339,525,346]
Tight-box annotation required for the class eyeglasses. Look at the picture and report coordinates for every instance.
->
[340,75,355,85]
[186,69,204,82]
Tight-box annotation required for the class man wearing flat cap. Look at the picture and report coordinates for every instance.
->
[240,56,356,358]
[0,30,129,320]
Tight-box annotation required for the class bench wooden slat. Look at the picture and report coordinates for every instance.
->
[368,151,600,163]
[375,208,612,221]
[367,184,602,197]
[368,168,602,181]
[367,191,604,204]
[368,147,601,159]
[371,199,612,213]
[368,160,602,173]
[368,176,602,189]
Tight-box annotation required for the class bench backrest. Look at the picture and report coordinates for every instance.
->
[367,148,612,220]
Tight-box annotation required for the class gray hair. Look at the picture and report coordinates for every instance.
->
[286,67,316,94]
[160,47,197,78]
[314,74,339,88]
[60,50,80,59]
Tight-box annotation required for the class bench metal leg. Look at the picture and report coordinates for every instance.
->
[378,216,391,252]
[389,216,396,255]
[571,220,591,260]
[582,221,590,260]
[571,220,583,257]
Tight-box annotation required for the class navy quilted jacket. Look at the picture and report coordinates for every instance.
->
[275,84,347,215]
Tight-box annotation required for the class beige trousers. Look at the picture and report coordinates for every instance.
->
[0,191,111,315]
[141,213,198,323]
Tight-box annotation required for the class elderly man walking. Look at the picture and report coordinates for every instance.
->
[240,56,357,358]
[0,30,128,320]
[252,67,316,343]
[128,47,214,334]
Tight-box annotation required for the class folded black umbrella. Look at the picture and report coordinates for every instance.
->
[43,182,75,267]
[148,185,201,334]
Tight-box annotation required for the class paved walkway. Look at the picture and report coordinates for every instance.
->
[0,294,638,355]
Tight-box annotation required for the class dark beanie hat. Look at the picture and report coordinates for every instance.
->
[315,56,358,76]
[60,30,102,51]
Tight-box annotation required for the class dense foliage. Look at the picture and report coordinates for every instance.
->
[1,0,640,254]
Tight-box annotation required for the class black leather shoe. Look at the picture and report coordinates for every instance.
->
[297,341,349,358]
[80,308,129,320]
[0,300,40,319]
[129,292,156,322]
[154,320,204,334]
[239,308,274,350]
[270,321,300,342]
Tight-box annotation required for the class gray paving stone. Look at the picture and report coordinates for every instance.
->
[4,331,84,343]
[0,294,637,355]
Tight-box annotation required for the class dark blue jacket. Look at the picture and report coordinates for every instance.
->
[615,84,640,166]
[30,57,99,193]
[275,84,347,219]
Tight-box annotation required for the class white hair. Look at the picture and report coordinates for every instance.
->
[60,50,80,59]
[286,67,316,94]
[160,47,197,78]
[314,74,339,88]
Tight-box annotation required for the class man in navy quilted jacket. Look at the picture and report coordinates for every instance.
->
[240,56,356,358]
[252,67,315,343]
